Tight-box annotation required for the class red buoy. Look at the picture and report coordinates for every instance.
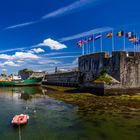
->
[12,114,29,125]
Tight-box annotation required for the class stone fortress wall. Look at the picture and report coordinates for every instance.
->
[42,71,79,87]
[43,51,140,90]
[79,51,140,87]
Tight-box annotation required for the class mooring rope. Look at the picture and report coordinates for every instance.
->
[18,125,22,140]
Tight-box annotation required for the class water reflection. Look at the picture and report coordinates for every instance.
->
[0,86,45,101]
[0,87,139,140]
[0,87,81,140]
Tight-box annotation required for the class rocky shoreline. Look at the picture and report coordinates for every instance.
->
[44,85,140,113]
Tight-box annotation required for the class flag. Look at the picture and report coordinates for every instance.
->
[87,36,93,42]
[128,35,137,42]
[77,40,84,48]
[95,33,102,40]
[133,39,140,45]
[106,32,112,38]
[84,38,88,43]
[126,32,134,38]
[116,30,124,37]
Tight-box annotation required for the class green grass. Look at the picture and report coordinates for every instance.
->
[115,95,140,101]
[45,85,77,92]
[94,73,112,83]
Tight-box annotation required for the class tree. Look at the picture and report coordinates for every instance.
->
[19,69,33,73]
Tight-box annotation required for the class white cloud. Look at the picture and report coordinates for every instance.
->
[5,0,99,30]
[72,58,78,65]
[38,59,61,65]
[4,61,20,67]
[48,55,78,59]
[0,52,40,60]
[0,51,40,68]
[38,38,67,50]
[0,54,11,59]
[42,0,96,19]
[5,21,35,30]
[0,63,4,67]
[16,60,25,64]
[0,47,26,53]
[14,52,40,59]
[60,27,113,42]
[2,69,7,71]
[30,48,45,53]
[44,52,80,56]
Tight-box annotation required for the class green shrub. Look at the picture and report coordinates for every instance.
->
[19,69,33,73]
[94,74,112,83]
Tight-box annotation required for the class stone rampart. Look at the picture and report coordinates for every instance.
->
[42,71,79,87]
[43,51,140,94]
[79,51,140,88]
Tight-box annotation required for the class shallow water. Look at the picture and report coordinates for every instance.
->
[0,86,139,140]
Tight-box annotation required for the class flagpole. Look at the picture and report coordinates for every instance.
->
[134,43,136,52]
[112,30,114,51]
[137,36,138,52]
[88,42,90,54]
[135,33,137,52]
[133,27,136,53]
[87,41,88,54]
[84,38,86,54]
[82,43,84,55]
[133,38,136,52]
[84,42,85,54]
[136,42,138,52]
[138,37,140,52]
[133,36,135,52]
[101,33,103,52]
[136,33,139,52]
[134,29,136,53]
[137,36,139,52]
[123,30,126,51]
[93,35,95,53]
[86,41,88,54]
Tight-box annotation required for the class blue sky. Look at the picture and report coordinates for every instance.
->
[0,0,139,74]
